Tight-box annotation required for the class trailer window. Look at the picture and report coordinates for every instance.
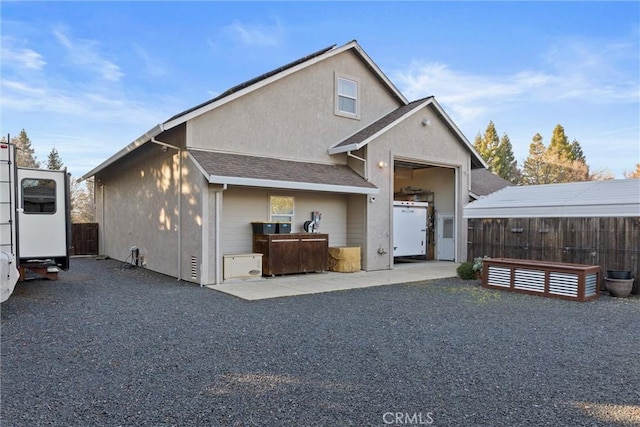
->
[22,178,56,214]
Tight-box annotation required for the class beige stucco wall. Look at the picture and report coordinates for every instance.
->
[186,50,401,164]
[364,104,472,268]
[219,187,352,257]
[94,126,206,283]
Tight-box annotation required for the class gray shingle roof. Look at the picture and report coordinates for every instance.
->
[470,168,512,197]
[332,98,432,150]
[189,149,378,192]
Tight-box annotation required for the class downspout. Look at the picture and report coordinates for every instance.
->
[211,183,227,285]
[101,182,105,255]
[151,138,182,280]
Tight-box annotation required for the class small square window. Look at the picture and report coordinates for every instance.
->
[335,75,360,119]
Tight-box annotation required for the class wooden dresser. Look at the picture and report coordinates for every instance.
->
[252,233,328,276]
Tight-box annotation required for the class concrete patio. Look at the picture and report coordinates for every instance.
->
[207,260,459,300]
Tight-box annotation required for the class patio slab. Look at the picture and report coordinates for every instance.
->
[207,260,459,300]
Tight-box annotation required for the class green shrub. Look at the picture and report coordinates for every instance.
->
[457,262,476,280]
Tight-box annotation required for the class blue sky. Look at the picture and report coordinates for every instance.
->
[1,1,638,179]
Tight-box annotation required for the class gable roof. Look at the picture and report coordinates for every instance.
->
[82,40,406,181]
[464,179,640,218]
[189,149,379,194]
[163,40,406,129]
[328,97,487,169]
[469,168,513,199]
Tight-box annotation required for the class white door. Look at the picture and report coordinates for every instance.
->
[436,213,455,261]
[17,169,68,259]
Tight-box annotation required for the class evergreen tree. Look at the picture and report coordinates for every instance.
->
[521,133,547,185]
[570,140,586,163]
[548,124,572,160]
[12,129,40,168]
[46,147,64,170]
[494,133,517,182]
[474,121,500,167]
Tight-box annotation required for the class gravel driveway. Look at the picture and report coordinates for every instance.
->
[1,257,639,426]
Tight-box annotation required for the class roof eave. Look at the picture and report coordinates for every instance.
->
[207,175,379,195]
[329,98,435,155]
[164,41,407,132]
[80,124,164,181]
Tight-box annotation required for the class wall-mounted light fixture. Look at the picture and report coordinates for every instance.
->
[378,161,388,168]
[422,118,432,126]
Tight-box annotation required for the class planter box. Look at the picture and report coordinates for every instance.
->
[483,258,600,302]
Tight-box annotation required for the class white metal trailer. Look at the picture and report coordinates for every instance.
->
[1,142,71,302]
[393,201,429,257]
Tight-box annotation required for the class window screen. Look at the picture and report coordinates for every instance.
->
[22,178,56,214]
[270,196,294,223]
[443,218,454,239]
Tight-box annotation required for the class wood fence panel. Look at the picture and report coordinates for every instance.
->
[466,217,639,290]
[71,223,99,256]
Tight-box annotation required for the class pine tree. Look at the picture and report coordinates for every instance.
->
[46,147,64,170]
[494,133,517,182]
[12,129,40,168]
[570,140,586,163]
[521,133,547,185]
[548,124,572,160]
[474,121,500,167]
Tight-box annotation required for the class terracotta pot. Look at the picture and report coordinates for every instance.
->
[605,277,634,298]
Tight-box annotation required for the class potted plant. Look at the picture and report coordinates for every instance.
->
[472,256,490,279]
[604,270,635,298]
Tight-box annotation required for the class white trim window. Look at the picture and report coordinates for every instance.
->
[335,74,360,119]
[270,195,294,224]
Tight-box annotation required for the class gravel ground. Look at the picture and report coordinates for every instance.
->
[1,257,639,427]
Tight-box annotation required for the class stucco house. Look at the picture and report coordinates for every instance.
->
[81,40,486,285]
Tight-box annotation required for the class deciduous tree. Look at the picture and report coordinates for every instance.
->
[624,164,640,179]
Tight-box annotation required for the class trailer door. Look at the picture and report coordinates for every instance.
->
[17,168,70,266]
[393,202,428,257]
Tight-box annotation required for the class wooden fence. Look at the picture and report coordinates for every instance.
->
[467,217,640,287]
[71,222,98,256]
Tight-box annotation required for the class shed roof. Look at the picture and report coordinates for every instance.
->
[463,179,640,218]
[188,149,379,194]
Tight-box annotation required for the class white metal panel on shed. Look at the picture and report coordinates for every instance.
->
[463,179,640,218]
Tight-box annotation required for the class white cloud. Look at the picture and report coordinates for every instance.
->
[223,18,284,48]
[132,43,168,78]
[53,28,124,82]
[393,36,639,126]
[1,43,46,70]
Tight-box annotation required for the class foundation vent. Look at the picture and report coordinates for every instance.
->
[190,256,198,280]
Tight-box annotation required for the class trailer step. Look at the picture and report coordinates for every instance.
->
[19,265,60,281]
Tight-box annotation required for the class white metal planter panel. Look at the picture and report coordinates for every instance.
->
[487,266,511,288]
[548,272,579,297]
[514,268,545,293]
